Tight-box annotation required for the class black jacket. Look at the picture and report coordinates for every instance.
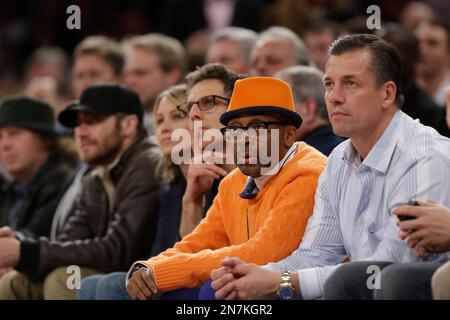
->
[302,125,346,157]
[403,83,442,130]
[0,156,75,239]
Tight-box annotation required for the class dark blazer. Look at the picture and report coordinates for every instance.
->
[403,83,442,130]
[150,176,221,256]
[150,177,186,256]
[0,156,75,239]
[302,125,346,157]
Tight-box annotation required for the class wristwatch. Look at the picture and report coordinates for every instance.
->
[277,271,294,300]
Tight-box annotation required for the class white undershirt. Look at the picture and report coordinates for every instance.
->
[254,144,298,191]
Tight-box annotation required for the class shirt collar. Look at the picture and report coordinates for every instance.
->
[342,110,402,173]
[254,144,298,190]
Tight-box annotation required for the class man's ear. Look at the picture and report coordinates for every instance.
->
[302,99,318,124]
[382,81,397,108]
[120,115,139,137]
[284,125,297,147]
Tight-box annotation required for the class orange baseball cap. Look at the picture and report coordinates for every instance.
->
[220,77,302,128]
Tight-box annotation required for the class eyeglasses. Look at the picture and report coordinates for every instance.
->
[220,120,291,141]
[177,95,230,114]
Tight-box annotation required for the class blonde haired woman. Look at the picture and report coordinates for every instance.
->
[151,84,190,254]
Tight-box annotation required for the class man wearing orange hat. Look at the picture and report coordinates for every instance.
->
[125,77,327,300]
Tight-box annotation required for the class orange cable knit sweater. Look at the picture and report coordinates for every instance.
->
[136,142,327,292]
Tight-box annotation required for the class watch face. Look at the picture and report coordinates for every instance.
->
[279,286,294,300]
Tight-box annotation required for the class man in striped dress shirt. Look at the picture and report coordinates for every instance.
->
[209,34,450,300]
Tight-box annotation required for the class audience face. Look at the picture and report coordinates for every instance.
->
[416,22,450,78]
[75,112,128,166]
[304,30,335,71]
[72,53,120,99]
[26,60,67,85]
[187,79,229,150]
[277,74,319,140]
[155,96,189,156]
[206,39,250,74]
[0,127,49,182]
[123,48,174,109]
[291,99,312,139]
[25,76,60,112]
[226,114,296,177]
[324,48,391,140]
[400,2,435,31]
[250,40,297,76]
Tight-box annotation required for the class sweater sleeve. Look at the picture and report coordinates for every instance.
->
[134,189,230,267]
[143,173,319,292]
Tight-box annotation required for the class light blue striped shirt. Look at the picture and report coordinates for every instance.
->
[266,111,450,299]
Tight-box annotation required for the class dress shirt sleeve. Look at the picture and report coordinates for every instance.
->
[265,167,347,299]
[268,154,450,300]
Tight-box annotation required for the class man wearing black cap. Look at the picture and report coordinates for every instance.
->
[0,97,75,240]
[0,84,160,300]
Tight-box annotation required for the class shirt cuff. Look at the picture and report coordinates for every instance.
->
[16,239,40,274]
[297,267,323,300]
[126,263,148,280]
